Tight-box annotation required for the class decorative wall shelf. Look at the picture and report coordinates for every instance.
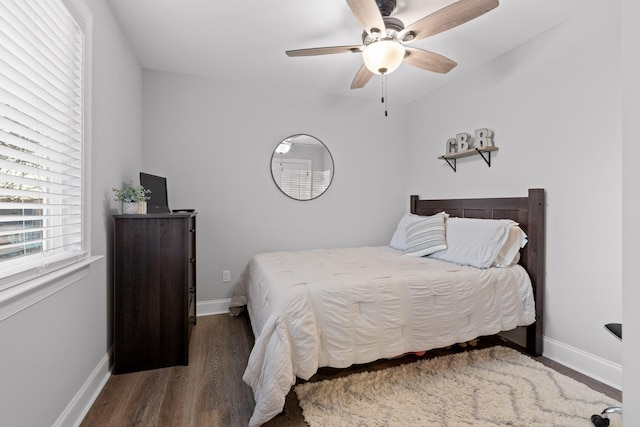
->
[438,146,499,172]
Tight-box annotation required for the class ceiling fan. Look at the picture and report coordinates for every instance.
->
[286,0,499,89]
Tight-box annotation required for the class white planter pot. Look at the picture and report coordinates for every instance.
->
[122,202,136,214]
[122,201,147,214]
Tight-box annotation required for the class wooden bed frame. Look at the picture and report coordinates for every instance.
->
[410,188,545,356]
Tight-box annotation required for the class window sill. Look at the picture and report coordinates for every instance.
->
[0,255,103,322]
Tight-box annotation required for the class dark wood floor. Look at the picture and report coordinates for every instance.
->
[81,313,621,427]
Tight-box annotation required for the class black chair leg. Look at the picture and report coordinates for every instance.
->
[590,414,610,427]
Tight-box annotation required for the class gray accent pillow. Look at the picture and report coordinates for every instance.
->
[404,213,447,257]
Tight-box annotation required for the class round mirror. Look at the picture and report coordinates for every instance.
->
[271,134,334,201]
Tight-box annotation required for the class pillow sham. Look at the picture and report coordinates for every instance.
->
[428,217,516,268]
[389,213,421,250]
[404,212,447,257]
[492,225,528,267]
[390,212,448,251]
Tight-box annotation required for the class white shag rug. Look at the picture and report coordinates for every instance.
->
[295,346,621,426]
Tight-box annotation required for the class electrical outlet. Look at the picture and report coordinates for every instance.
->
[222,270,231,283]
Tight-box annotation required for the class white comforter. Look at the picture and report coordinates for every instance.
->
[229,246,535,426]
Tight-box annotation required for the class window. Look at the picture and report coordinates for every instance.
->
[0,0,88,290]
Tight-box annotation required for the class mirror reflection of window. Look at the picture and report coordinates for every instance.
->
[279,159,311,200]
[271,135,334,201]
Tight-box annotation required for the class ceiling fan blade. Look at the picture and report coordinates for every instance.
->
[345,0,386,37]
[286,45,363,57]
[351,64,374,89]
[399,0,499,43]
[403,47,457,74]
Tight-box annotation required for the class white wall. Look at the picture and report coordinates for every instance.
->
[406,0,623,387]
[0,0,143,425]
[142,70,409,303]
[622,0,640,423]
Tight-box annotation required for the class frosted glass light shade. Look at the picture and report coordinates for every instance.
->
[363,40,405,75]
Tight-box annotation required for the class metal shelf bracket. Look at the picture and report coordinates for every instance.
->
[476,148,492,167]
[444,157,456,172]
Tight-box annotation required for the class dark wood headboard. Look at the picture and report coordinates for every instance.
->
[410,188,545,356]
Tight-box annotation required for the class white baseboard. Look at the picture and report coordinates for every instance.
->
[54,350,112,427]
[197,298,231,316]
[544,336,622,391]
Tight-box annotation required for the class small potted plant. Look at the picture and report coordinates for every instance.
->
[113,181,151,214]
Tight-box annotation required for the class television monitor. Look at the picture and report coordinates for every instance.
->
[140,172,170,213]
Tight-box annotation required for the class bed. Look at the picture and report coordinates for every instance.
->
[229,189,545,427]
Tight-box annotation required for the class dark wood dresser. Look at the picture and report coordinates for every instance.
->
[113,213,196,374]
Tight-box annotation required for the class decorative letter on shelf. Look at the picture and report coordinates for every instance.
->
[446,138,458,154]
[456,133,471,151]
[475,128,494,149]
[438,128,498,172]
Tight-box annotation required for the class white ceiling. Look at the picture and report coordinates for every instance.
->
[106,0,601,105]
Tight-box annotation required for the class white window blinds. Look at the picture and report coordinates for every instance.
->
[0,0,85,286]
[281,168,312,200]
[311,170,331,199]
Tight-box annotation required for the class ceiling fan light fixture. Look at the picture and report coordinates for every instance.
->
[275,142,291,154]
[362,40,405,75]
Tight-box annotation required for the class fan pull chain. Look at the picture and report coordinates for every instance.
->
[381,74,389,117]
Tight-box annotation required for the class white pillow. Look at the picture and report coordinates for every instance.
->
[389,213,422,250]
[492,225,528,267]
[404,213,447,257]
[428,217,516,268]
